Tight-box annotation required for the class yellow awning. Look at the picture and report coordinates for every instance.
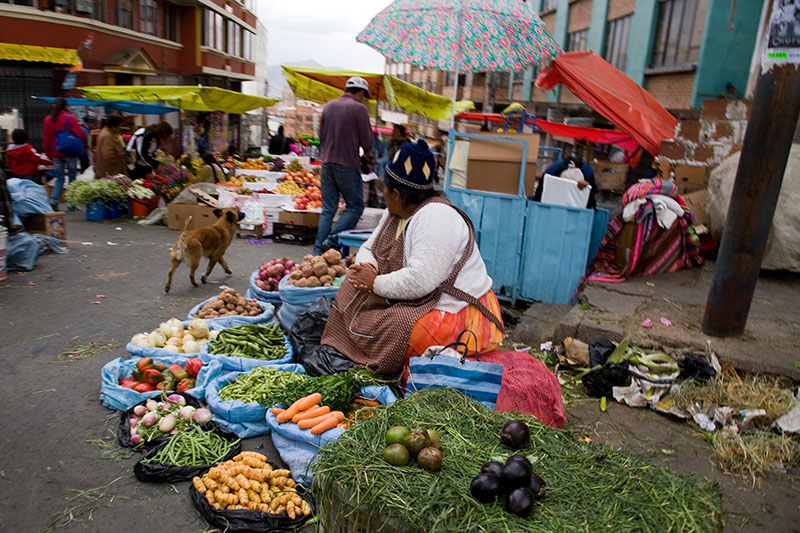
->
[281,66,474,121]
[78,85,278,114]
[0,43,79,65]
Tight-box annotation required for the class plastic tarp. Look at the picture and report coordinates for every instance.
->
[187,297,275,329]
[281,65,474,121]
[99,356,224,411]
[204,364,306,438]
[0,43,78,64]
[245,269,282,306]
[276,276,339,332]
[6,178,51,223]
[535,51,677,156]
[34,96,179,115]
[267,385,398,487]
[78,86,278,114]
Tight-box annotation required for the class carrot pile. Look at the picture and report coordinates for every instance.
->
[341,396,381,429]
[272,393,346,435]
[192,451,311,518]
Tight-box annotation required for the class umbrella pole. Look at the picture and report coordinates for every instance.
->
[448,3,464,131]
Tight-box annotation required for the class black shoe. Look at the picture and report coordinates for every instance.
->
[320,239,341,253]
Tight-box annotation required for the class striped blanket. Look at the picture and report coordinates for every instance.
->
[586,179,702,283]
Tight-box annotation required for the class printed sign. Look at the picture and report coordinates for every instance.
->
[764,0,800,64]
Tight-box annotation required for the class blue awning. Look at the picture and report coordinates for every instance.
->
[33,97,179,115]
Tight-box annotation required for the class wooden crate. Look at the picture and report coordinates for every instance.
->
[272,223,316,244]
[22,211,66,241]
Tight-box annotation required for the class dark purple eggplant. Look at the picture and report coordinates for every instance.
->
[480,460,504,478]
[506,487,535,517]
[470,473,500,503]
[501,420,530,449]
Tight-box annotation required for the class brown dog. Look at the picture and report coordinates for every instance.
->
[165,207,244,293]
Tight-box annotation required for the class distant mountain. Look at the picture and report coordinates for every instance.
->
[267,59,345,98]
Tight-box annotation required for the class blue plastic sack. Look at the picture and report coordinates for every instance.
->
[6,232,39,272]
[406,354,503,409]
[245,269,282,305]
[199,329,294,371]
[99,356,223,411]
[276,276,339,331]
[187,296,275,329]
[125,319,224,359]
[7,178,52,218]
[205,364,306,438]
[266,385,397,486]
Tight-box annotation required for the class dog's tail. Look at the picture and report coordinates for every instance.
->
[183,216,193,231]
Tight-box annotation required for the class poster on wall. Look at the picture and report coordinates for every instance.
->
[764,0,800,64]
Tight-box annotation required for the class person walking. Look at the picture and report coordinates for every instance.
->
[268,125,289,155]
[313,76,374,255]
[127,121,173,180]
[94,115,128,179]
[42,97,86,210]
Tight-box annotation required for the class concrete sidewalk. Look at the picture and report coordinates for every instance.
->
[511,262,800,380]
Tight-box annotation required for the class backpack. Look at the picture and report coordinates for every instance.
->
[55,114,84,157]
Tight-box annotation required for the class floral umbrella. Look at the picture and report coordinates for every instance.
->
[357,0,561,125]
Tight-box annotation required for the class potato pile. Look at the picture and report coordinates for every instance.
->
[286,249,347,288]
[195,288,262,319]
[193,451,312,518]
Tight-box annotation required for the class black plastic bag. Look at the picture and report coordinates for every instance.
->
[301,345,354,377]
[117,392,205,449]
[288,296,332,359]
[133,426,241,483]
[582,362,630,397]
[191,476,314,532]
[679,353,717,382]
[589,338,615,367]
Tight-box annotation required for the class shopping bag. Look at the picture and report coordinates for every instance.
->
[406,330,503,409]
[55,116,84,156]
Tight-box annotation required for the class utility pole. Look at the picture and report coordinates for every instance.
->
[701,63,800,337]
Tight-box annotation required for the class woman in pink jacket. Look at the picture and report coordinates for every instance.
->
[42,98,86,210]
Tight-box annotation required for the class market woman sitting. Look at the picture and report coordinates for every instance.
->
[321,140,505,375]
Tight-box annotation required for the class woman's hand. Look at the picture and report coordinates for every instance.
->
[348,263,378,292]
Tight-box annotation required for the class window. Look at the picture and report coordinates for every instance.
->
[139,0,157,36]
[4,0,35,6]
[215,13,223,51]
[243,30,255,60]
[165,3,179,41]
[650,0,708,68]
[117,0,134,29]
[604,15,632,71]
[541,0,557,11]
[203,10,213,47]
[567,29,588,52]
[493,71,510,89]
[228,20,235,54]
[234,24,241,57]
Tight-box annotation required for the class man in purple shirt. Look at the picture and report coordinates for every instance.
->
[314,76,374,255]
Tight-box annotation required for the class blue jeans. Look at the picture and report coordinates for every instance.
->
[51,157,78,207]
[314,163,364,255]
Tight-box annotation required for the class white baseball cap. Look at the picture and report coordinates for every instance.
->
[345,76,371,98]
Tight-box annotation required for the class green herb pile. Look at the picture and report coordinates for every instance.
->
[208,324,289,360]
[266,369,389,413]
[218,366,306,404]
[142,427,239,466]
[313,388,723,533]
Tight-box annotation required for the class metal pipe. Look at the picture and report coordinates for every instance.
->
[701,64,800,337]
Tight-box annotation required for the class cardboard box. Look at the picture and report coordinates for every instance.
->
[673,165,708,187]
[167,203,219,230]
[590,161,628,193]
[22,211,66,241]
[465,133,540,196]
[682,189,707,226]
[279,210,320,227]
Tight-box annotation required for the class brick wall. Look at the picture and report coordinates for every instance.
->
[655,98,751,193]
[644,72,696,111]
[568,0,593,32]
[607,0,636,20]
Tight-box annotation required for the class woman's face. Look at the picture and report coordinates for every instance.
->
[384,186,404,217]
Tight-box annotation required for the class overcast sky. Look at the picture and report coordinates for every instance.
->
[258,0,394,72]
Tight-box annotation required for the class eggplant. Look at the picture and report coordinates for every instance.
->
[500,458,532,492]
[480,460,504,478]
[506,454,532,471]
[470,473,500,503]
[506,487,535,517]
[501,420,530,449]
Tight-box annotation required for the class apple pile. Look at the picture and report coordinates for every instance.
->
[255,257,296,292]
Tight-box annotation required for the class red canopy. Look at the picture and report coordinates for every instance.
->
[536,51,676,156]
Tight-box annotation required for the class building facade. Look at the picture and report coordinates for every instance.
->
[272,90,322,140]
[0,0,258,148]
[386,0,763,136]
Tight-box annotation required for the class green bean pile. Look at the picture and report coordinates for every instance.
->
[142,427,240,466]
[208,323,289,360]
[218,366,306,405]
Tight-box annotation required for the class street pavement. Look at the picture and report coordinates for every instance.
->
[0,211,797,531]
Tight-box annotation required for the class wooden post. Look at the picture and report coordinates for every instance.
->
[701,64,800,337]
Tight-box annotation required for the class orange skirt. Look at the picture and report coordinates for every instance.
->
[405,291,505,361]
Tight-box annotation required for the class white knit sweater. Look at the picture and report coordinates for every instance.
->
[355,203,493,314]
